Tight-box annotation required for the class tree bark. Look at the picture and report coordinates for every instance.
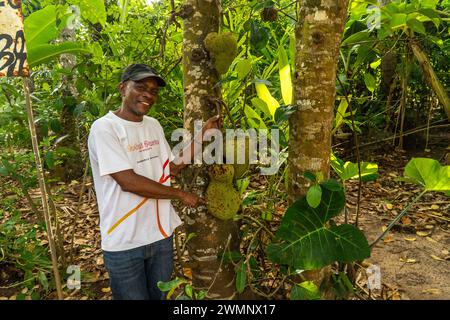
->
[288,0,349,289]
[410,40,450,120]
[181,0,240,300]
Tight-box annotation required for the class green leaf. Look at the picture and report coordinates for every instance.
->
[321,179,342,191]
[69,0,107,26]
[255,83,279,119]
[38,271,49,291]
[236,262,247,293]
[251,98,271,119]
[303,171,316,182]
[24,5,72,45]
[306,185,322,208]
[404,158,450,193]
[419,0,439,9]
[184,284,193,299]
[27,42,91,67]
[0,166,9,176]
[274,104,297,125]
[291,281,321,300]
[331,155,379,182]
[278,46,292,105]
[389,13,407,29]
[333,99,349,133]
[407,18,426,34]
[157,277,188,292]
[250,21,270,50]
[341,31,370,46]
[236,58,252,80]
[244,105,267,129]
[267,187,370,270]
[363,73,376,93]
[44,151,55,169]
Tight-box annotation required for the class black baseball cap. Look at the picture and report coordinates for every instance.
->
[120,63,166,87]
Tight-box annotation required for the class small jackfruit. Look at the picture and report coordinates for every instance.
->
[224,136,251,179]
[204,32,238,74]
[206,181,240,220]
[208,164,235,183]
[261,7,278,22]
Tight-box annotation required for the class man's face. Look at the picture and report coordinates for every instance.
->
[119,77,159,117]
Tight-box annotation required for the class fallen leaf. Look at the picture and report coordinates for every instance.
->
[425,237,438,243]
[442,250,449,255]
[101,287,111,293]
[400,258,417,263]
[404,237,416,242]
[430,255,445,262]
[386,203,393,210]
[430,205,439,210]
[96,256,104,266]
[401,217,411,225]
[422,288,441,295]
[183,267,193,280]
[416,231,431,237]
[383,235,395,243]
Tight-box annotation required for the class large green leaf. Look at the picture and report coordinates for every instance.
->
[24,5,72,45]
[278,46,292,106]
[291,281,321,300]
[267,187,370,270]
[331,154,379,182]
[404,158,450,192]
[27,43,91,67]
[68,0,107,26]
[255,82,279,119]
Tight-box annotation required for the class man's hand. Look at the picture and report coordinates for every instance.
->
[178,190,205,207]
[202,115,221,139]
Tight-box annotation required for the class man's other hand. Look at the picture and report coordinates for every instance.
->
[178,191,205,207]
[202,115,221,138]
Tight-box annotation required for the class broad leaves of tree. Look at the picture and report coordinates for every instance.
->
[267,186,370,270]
[403,158,450,193]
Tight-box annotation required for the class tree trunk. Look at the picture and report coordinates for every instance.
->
[410,40,450,120]
[181,0,240,300]
[288,0,349,290]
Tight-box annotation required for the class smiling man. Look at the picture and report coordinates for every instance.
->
[87,64,219,300]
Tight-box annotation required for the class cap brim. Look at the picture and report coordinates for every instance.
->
[130,72,166,87]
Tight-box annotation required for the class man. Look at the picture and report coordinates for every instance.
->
[87,63,219,300]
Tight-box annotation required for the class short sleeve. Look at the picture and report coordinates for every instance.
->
[88,128,133,176]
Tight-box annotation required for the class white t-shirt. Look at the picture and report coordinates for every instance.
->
[88,111,182,252]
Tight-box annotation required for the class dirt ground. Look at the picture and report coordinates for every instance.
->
[343,146,449,300]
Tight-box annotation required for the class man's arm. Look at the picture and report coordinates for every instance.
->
[110,169,203,207]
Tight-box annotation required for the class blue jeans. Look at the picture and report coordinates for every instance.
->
[103,235,173,300]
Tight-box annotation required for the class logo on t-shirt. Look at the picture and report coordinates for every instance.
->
[127,139,159,152]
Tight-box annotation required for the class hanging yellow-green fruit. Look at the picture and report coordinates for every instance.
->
[204,32,238,74]
[224,136,251,180]
[208,164,234,183]
[206,181,241,220]
[261,7,278,22]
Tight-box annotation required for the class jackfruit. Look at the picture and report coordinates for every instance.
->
[204,32,238,74]
[206,181,240,220]
[208,164,234,183]
[224,136,251,180]
[261,7,278,22]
